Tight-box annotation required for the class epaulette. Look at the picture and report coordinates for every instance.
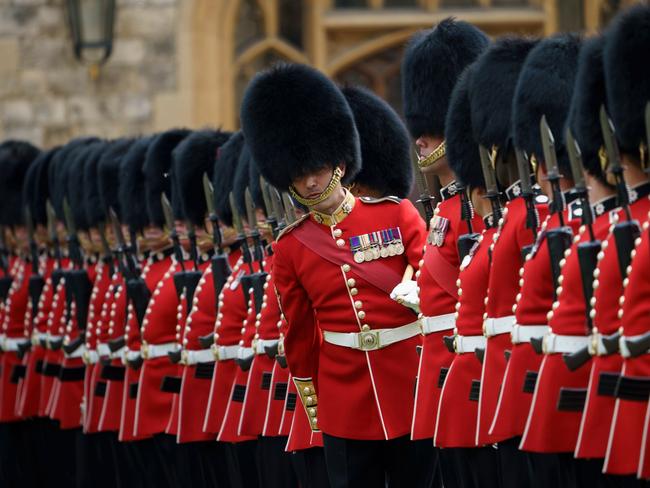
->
[277,214,310,241]
[359,195,401,204]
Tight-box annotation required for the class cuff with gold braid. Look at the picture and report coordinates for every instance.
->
[293,377,320,432]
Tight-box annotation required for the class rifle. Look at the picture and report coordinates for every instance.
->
[108,208,137,280]
[478,145,503,224]
[161,194,186,299]
[456,184,480,260]
[245,188,269,311]
[563,129,601,371]
[281,193,298,225]
[25,207,44,322]
[515,148,539,259]
[412,154,434,229]
[259,177,278,240]
[230,192,255,308]
[96,221,115,276]
[202,173,231,303]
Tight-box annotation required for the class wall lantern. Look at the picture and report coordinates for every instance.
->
[65,0,116,80]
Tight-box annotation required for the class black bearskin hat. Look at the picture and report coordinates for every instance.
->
[341,86,413,198]
[98,139,135,221]
[173,129,232,226]
[233,143,252,218]
[119,136,153,232]
[446,66,482,189]
[0,140,40,226]
[67,141,104,230]
[144,129,191,227]
[23,149,56,227]
[470,37,539,151]
[512,34,581,175]
[248,156,265,211]
[241,63,361,192]
[401,18,489,140]
[83,142,110,227]
[567,36,609,183]
[213,131,245,227]
[603,4,650,156]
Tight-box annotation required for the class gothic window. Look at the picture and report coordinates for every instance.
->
[235,0,265,55]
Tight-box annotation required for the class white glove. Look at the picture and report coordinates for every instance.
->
[390,280,420,313]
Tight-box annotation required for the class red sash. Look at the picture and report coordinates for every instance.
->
[292,219,402,295]
[422,245,458,298]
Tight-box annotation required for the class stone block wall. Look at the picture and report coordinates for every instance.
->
[0,0,182,148]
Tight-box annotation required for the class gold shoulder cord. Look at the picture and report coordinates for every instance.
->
[417,140,446,169]
[289,167,343,207]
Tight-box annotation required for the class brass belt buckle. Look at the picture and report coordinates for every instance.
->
[588,332,599,356]
[359,330,381,351]
[141,342,150,360]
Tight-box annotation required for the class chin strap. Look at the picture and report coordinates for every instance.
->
[417,140,446,169]
[289,167,343,207]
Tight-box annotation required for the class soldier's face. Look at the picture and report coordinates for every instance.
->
[415,135,448,175]
[292,166,336,200]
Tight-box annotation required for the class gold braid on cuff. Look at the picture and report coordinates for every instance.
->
[289,167,343,207]
[417,140,446,169]
[293,377,320,432]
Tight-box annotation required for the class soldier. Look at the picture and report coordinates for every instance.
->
[469,37,545,488]
[400,20,488,487]
[0,140,40,486]
[241,63,428,487]
[518,34,626,486]
[600,4,650,480]
[433,64,501,487]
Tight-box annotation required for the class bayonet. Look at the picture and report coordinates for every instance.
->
[541,115,566,224]
[281,193,298,224]
[269,186,288,231]
[260,177,278,238]
[245,188,265,271]
[515,148,538,247]
[161,193,186,273]
[108,208,137,279]
[412,154,434,228]
[600,105,631,219]
[230,192,254,273]
[478,145,502,223]
[203,174,224,253]
[566,130,595,240]
[46,200,62,269]
[186,219,200,270]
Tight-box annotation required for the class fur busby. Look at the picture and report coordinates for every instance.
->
[604,4,650,156]
[567,36,609,183]
[48,138,98,220]
[173,129,232,226]
[446,66,482,189]
[0,140,40,226]
[512,34,581,174]
[118,136,152,232]
[144,129,191,227]
[83,142,110,227]
[341,86,413,198]
[98,139,135,221]
[233,143,252,218]
[67,141,104,230]
[401,18,489,140]
[213,131,245,227]
[22,150,52,227]
[470,37,539,151]
[241,63,361,192]
[248,156,265,211]
[32,147,60,227]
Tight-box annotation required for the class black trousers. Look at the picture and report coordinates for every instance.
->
[292,447,331,488]
[257,436,299,488]
[439,446,499,488]
[322,433,436,488]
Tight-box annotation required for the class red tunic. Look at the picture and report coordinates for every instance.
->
[491,205,581,439]
[203,256,248,434]
[604,206,650,475]
[576,194,650,460]
[521,195,618,453]
[413,185,484,440]
[477,198,545,445]
[263,361,291,437]
[435,226,496,448]
[273,196,426,440]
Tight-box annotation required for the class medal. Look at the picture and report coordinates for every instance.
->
[354,251,365,263]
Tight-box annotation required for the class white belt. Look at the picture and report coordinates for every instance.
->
[483,316,515,337]
[619,334,649,358]
[141,342,179,360]
[237,347,254,360]
[182,349,214,365]
[542,333,590,354]
[2,337,30,352]
[110,346,126,360]
[65,344,86,359]
[453,335,487,354]
[511,324,549,344]
[322,321,421,352]
[420,313,456,335]
[83,350,100,365]
[122,349,141,365]
[254,339,279,355]
[31,331,48,346]
[210,344,240,361]
[589,333,609,356]
[96,343,111,357]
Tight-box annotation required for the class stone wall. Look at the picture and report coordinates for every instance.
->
[0,0,184,148]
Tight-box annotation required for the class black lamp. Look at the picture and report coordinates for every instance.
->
[65,0,116,79]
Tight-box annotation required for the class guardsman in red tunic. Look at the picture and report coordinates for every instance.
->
[488,41,582,488]
[433,64,502,488]
[0,140,40,487]
[518,35,629,486]
[134,128,190,486]
[469,38,548,488]
[171,129,237,488]
[401,21,488,487]
[241,63,428,487]
[598,5,650,479]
